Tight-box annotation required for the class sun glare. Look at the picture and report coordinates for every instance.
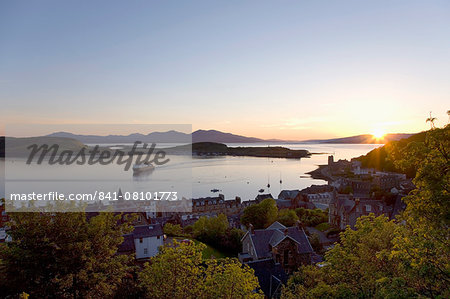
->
[372,129,385,139]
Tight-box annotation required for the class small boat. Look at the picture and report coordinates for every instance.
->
[258,189,264,193]
[211,189,220,193]
[132,162,155,174]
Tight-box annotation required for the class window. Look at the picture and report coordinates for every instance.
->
[157,236,160,239]
[144,248,148,254]
[139,238,143,243]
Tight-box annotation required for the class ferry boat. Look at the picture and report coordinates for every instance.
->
[132,162,155,174]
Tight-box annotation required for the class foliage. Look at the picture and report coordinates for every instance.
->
[0,212,135,298]
[295,208,328,227]
[139,241,263,299]
[389,125,450,297]
[163,223,183,237]
[277,209,299,227]
[241,198,278,229]
[192,214,243,255]
[283,123,450,298]
[315,222,330,232]
[282,215,401,298]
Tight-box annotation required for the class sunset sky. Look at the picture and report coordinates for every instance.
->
[1,1,449,139]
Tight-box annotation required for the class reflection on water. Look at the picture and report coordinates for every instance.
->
[1,143,382,201]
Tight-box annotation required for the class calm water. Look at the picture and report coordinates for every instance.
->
[1,143,382,201]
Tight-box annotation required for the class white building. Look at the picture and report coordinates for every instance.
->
[119,224,164,260]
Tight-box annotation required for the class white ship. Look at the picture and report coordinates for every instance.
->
[132,162,155,174]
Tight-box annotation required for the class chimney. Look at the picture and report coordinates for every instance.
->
[249,223,254,235]
[284,228,288,236]
[296,220,303,230]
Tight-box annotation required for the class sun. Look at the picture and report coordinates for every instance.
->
[372,129,386,139]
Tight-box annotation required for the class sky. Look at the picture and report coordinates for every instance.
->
[1,1,449,139]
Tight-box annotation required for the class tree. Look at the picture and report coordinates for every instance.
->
[192,213,229,242]
[191,214,243,255]
[389,125,450,297]
[282,215,401,298]
[0,212,135,298]
[163,223,183,237]
[426,111,437,129]
[139,241,263,299]
[283,123,450,298]
[241,198,278,229]
[295,208,327,227]
[277,209,299,227]
[204,258,263,299]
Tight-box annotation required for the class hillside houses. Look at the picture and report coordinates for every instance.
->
[328,195,394,230]
[239,221,314,274]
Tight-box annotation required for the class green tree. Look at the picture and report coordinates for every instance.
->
[283,123,450,298]
[163,222,183,237]
[295,208,327,227]
[191,214,243,255]
[241,198,278,229]
[282,215,401,298]
[139,241,263,299]
[389,125,450,297]
[277,209,299,227]
[192,213,229,241]
[0,212,135,298]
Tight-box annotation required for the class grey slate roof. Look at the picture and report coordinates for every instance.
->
[118,234,135,253]
[275,198,293,209]
[132,223,163,238]
[248,223,313,259]
[266,221,286,230]
[255,194,274,202]
[278,190,300,200]
[246,259,288,298]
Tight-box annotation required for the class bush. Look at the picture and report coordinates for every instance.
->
[295,208,327,227]
[315,222,330,232]
[163,223,183,237]
[277,209,299,227]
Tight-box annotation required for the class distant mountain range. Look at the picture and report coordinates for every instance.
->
[44,130,414,144]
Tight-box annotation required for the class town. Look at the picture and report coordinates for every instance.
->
[0,154,414,298]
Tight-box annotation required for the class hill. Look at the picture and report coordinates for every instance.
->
[305,133,414,144]
[356,131,428,177]
[1,136,86,157]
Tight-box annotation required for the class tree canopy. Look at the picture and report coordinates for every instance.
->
[139,241,263,299]
[0,212,135,298]
[241,198,278,229]
[283,124,450,298]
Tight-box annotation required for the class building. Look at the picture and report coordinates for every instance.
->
[245,259,288,298]
[118,223,164,260]
[372,173,402,191]
[328,195,393,230]
[239,221,314,274]
[192,194,244,215]
[300,185,335,209]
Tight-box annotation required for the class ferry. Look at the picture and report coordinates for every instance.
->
[132,162,155,174]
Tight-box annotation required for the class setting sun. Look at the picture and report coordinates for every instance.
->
[372,129,386,139]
